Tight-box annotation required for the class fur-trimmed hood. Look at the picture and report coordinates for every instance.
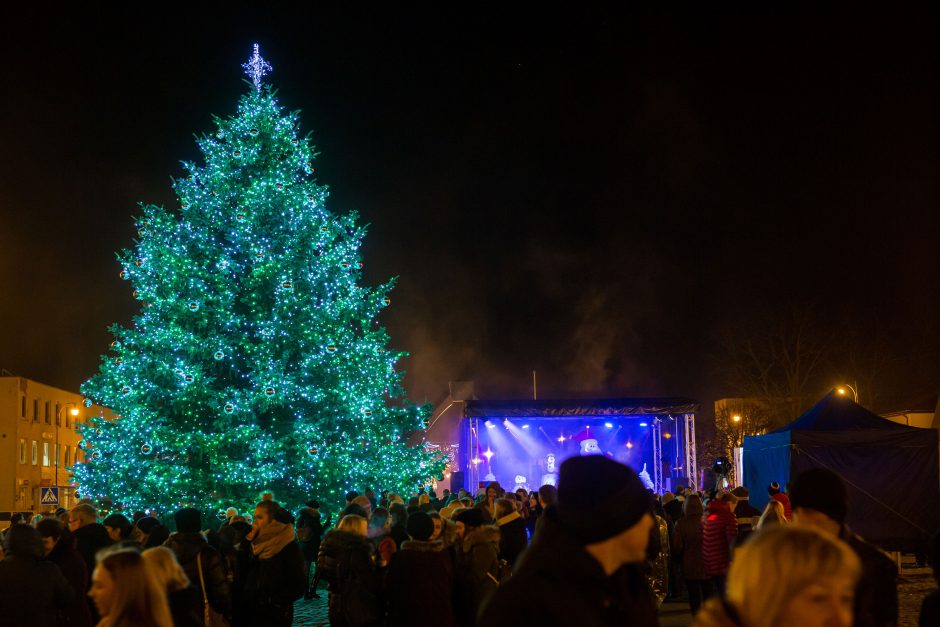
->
[460,524,500,553]
[400,538,445,552]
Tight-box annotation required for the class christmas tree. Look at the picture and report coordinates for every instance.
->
[76,45,443,516]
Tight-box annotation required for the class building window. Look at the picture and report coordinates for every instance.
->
[19,439,26,464]
[55,443,60,467]
[64,446,71,467]
[65,411,70,428]
[20,396,26,418]
[31,441,38,465]
[55,403,61,426]
[44,400,51,424]
[43,442,50,466]
[33,399,39,422]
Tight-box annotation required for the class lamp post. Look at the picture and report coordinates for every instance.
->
[731,414,743,448]
[836,384,859,403]
[55,403,80,496]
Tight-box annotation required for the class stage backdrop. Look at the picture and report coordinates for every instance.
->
[743,392,939,551]
[458,397,698,495]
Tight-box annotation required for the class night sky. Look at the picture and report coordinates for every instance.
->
[3,9,939,418]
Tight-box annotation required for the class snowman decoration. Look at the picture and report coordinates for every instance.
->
[540,453,558,487]
[513,475,529,493]
[579,438,602,456]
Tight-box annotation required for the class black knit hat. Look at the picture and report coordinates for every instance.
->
[174,507,202,533]
[136,517,161,534]
[455,508,486,529]
[789,468,849,525]
[555,456,651,545]
[406,511,435,541]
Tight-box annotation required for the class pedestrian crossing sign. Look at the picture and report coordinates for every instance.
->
[41,487,59,506]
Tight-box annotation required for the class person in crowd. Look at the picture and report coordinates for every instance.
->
[367,507,397,567]
[345,491,360,506]
[479,456,658,627]
[533,484,558,535]
[730,486,761,519]
[790,467,898,627]
[646,496,671,605]
[672,494,712,615]
[479,482,501,522]
[142,546,202,627]
[417,493,432,512]
[386,511,457,627]
[389,502,410,549]
[166,507,232,621]
[662,491,683,525]
[37,517,94,627]
[756,499,788,530]
[69,503,115,580]
[364,488,378,511]
[318,514,380,627]
[0,524,75,625]
[218,520,253,624]
[702,491,738,596]
[352,495,373,519]
[494,497,527,568]
[453,508,501,627]
[920,530,940,627]
[525,491,542,537]
[135,517,161,548]
[89,546,173,627]
[103,514,135,544]
[428,489,442,511]
[694,526,860,627]
[297,500,330,599]
[768,481,792,520]
[243,500,306,626]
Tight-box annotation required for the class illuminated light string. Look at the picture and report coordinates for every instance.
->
[74,47,445,516]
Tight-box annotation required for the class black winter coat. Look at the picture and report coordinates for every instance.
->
[496,513,528,568]
[319,530,380,627]
[168,585,204,627]
[385,539,456,627]
[72,522,113,582]
[843,528,898,627]
[0,554,75,626]
[296,507,328,561]
[454,525,501,627]
[479,512,659,627]
[46,532,93,627]
[243,534,306,626]
[166,531,232,617]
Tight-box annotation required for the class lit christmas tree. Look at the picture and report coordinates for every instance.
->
[76,45,443,516]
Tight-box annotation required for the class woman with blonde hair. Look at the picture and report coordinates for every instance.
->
[142,546,202,627]
[694,526,861,627]
[318,514,379,627]
[756,499,788,531]
[89,546,173,627]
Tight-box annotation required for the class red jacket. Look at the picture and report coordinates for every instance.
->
[702,500,737,577]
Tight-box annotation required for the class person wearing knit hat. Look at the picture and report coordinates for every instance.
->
[479,456,658,627]
[386,511,457,627]
[790,467,899,627]
[166,508,232,618]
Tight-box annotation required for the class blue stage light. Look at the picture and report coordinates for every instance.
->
[639,422,648,427]
[604,422,613,429]
[522,424,530,429]
[485,420,495,429]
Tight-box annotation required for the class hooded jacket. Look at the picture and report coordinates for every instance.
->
[479,511,658,627]
[72,522,113,581]
[495,511,528,568]
[166,531,232,616]
[454,524,501,627]
[702,500,737,577]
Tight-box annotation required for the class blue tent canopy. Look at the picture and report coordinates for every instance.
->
[743,391,938,551]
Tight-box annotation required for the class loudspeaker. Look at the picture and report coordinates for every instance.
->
[450,471,465,492]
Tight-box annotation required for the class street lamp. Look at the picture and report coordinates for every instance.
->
[55,403,80,494]
[836,384,859,403]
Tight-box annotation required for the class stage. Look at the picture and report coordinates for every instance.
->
[448,398,698,495]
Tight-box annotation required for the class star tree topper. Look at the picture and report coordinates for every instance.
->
[242,43,272,91]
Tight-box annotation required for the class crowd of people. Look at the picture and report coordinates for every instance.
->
[0,458,934,627]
